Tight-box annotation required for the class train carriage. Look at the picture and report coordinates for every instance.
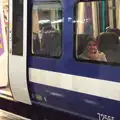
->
[0,0,120,119]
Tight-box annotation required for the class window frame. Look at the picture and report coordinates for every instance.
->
[73,0,120,67]
[30,0,63,59]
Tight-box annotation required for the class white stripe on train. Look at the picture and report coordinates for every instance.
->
[29,68,120,101]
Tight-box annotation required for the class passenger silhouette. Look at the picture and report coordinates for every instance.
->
[40,22,61,57]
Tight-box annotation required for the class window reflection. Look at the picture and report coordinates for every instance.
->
[32,2,62,58]
[12,0,23,56]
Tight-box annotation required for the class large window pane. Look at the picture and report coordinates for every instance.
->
[32,1,62,58]
[75,0,120,64]
[12,0,23,56]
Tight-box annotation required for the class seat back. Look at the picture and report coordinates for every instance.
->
[98,32,119,62]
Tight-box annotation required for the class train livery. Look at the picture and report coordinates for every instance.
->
[0,0,120,119]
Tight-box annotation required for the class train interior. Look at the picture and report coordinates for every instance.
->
[32,1,62,57]
[75,0,120,63]
[0,0,12,99]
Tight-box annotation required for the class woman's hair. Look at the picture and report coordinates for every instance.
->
[87,36,96,41]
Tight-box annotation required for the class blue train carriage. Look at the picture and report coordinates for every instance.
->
[4,0,120,119]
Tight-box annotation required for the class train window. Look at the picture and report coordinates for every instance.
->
[75,0,120,64]
[12,0,23,56]
[31,1,62,58]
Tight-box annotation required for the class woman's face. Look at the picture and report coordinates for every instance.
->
[87,41,98,54]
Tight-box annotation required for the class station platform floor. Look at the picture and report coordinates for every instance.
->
[0,87,12,96]
[0,86,13,100]
[0,109,30,120]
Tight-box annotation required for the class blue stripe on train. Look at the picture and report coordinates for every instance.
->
[29,82,120,120]
[29,56,120,82]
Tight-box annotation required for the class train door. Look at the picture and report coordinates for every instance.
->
[9,0,31,104]
[0,0,8,87]
[0,0,12,99]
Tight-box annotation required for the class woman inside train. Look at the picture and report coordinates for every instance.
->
[78,36,107,62]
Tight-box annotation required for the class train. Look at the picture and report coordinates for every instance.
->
[0,0,120,119]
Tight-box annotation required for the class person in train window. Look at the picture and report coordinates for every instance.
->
[78,36,107,61]
[40,22,61,57]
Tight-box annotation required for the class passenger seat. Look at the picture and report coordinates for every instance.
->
[106,28,120,63]
[98,32,119,63]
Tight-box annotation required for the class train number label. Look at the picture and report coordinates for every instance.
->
[97,113,115,120]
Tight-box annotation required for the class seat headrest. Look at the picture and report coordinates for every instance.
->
[98,32,119,52]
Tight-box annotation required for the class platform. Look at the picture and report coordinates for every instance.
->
[0,87,13,100]
[0,109,31,120]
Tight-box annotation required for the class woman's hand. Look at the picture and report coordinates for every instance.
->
[89,52,107,62]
